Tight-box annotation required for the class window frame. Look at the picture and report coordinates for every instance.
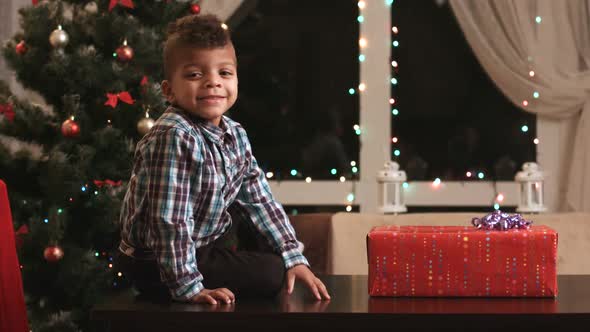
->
[268,0,554,212]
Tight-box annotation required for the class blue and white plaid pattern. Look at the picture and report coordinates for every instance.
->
[119,107,308,301]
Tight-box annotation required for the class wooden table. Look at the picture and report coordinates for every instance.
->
[91,275,590,331]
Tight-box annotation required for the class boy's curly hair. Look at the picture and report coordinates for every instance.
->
[163,14,232,79]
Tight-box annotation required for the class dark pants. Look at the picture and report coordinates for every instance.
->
[116,215,286,302]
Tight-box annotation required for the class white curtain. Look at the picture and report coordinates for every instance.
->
[450,0,590,212]
[201,0,245,21]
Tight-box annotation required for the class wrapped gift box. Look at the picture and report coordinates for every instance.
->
[367,225,557,297]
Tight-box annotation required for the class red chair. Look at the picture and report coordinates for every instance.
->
[0,180,29,332]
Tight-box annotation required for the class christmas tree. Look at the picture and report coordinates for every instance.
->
[1,1,202,331]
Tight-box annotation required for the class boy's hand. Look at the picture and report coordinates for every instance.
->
[285,265,331,301]
[190,288,235,304]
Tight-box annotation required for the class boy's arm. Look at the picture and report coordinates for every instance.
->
[145,128,204,301]
[233,152,309,270]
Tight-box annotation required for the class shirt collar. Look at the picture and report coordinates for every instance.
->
[171,106,233,144]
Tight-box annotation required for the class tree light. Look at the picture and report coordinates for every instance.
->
[359,38,367,48]
[347,193,355,202]
[432,178,441,188]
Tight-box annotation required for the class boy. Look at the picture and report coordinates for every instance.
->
[117,14,330,304]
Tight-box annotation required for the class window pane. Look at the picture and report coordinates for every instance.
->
[390,1,536,181]
[229,0,360,180]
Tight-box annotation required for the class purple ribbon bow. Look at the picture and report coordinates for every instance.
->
[472,210,532,231]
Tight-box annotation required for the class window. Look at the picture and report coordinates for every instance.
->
[390,0,536,182]
[230,0,360,181]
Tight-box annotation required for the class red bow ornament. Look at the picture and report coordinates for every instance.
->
[0,104,15,122]
[109,0,134,12]
[15,225,29,250]
[104,91,135,108]
[93,179,123,188]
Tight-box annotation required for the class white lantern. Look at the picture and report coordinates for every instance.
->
[515,162,547,213]
[377,161,407,214]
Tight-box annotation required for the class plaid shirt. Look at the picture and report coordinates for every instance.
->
[119,107,308,301]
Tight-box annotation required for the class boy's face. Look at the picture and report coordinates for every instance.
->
[162,44,238,126]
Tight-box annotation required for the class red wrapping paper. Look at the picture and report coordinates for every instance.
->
[368,225,557,297]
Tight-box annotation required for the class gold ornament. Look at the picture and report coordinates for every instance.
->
[84,1,98,14]
[137,113,155,136]
[49,25,69,49]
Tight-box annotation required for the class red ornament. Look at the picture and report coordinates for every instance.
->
[61,118,80,137]
[115,41,134,63]
[43,245,64,262]
[0,104,15,122]
[190,3,201,14]
[15,40,27,55]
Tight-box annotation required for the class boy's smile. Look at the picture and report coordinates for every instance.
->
[162,44,238,126]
